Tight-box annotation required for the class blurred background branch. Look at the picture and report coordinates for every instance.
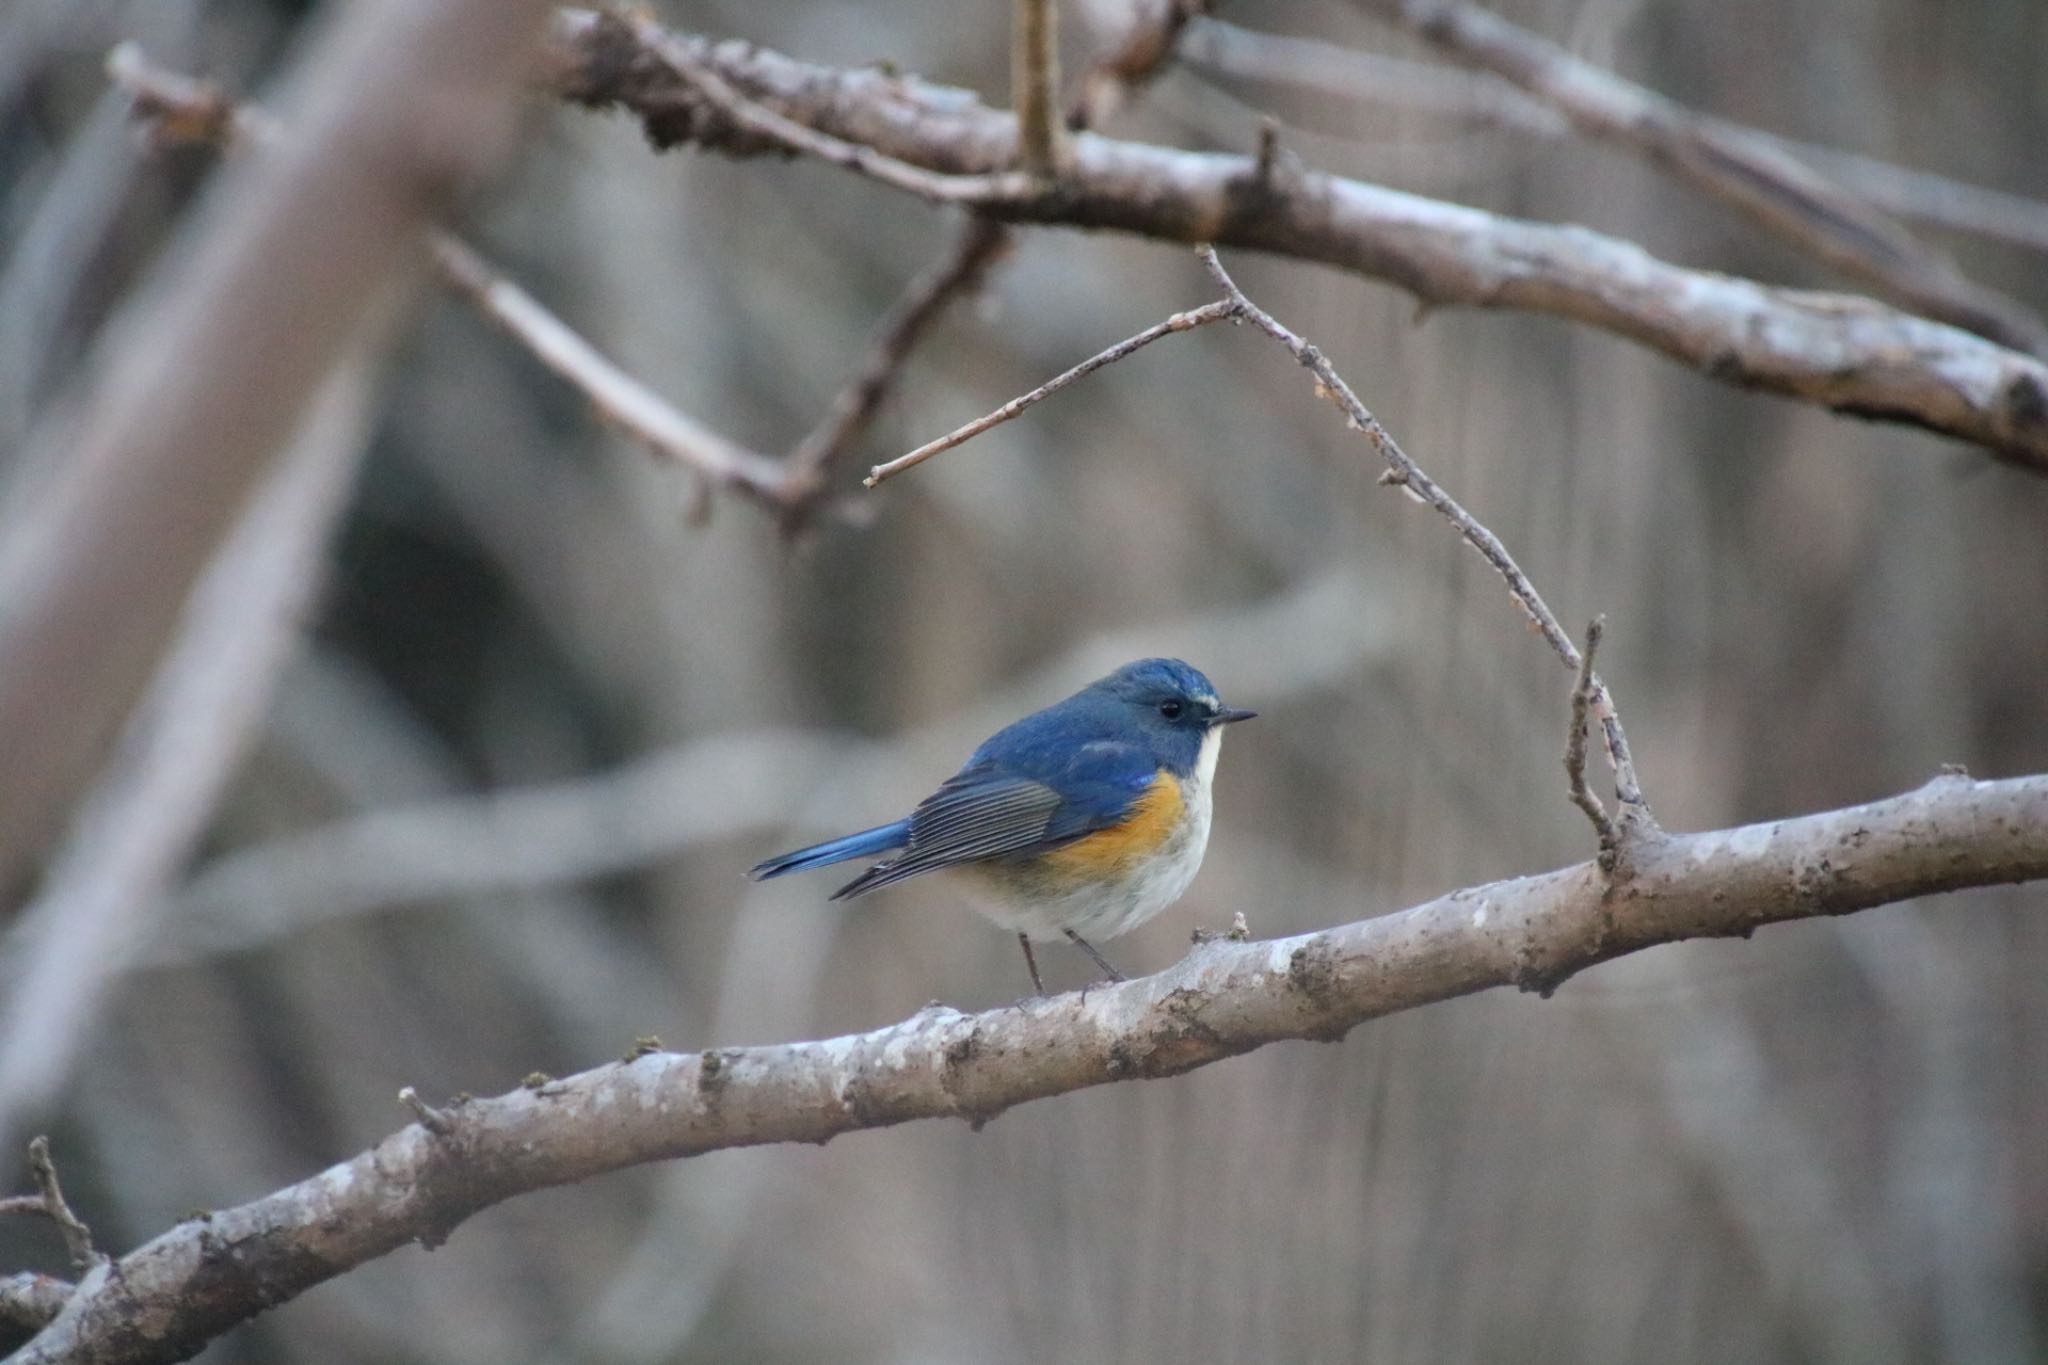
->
[0,351,377,1155]
[2,0,2046,1360]
[1357,0,2048,353]
[0,0,556,901]
[1175,16,2048,257]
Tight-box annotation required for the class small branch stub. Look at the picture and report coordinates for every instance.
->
[1566,616,1615,847]
[398,1087,456,1136]
[24,1137,100,1271]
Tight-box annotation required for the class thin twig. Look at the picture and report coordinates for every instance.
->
[1192,247,1652,827]
[618,10,1036,207]
[1565,616,1613,844]
[1013,0,1063,176]
[864,299,1239,486]
[780,217,1011,520]
[427,235,788,502]
[25,1138,99,1271]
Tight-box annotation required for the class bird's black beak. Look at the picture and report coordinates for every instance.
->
[1216,707,1257,725]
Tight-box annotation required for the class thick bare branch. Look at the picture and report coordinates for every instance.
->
[1366,0,2046,354]
[13,771,2048,1363]
[1180,18,2048,258]
[544,10,2048,476]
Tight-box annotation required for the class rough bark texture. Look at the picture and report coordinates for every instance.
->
[541,10,2048,475]
[13,771,2046,1363]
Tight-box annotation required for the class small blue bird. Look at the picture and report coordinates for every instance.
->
[750,658,1255,992]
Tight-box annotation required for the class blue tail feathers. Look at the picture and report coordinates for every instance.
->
[749,819,911,882]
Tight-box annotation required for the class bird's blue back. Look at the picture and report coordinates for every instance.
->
[751,658,1223,896]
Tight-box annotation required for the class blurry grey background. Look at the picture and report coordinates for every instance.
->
[3,0,2047,1360]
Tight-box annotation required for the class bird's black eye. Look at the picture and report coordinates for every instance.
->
[1157,699,1184,720]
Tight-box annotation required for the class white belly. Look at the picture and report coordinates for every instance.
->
[958,727,1222,943]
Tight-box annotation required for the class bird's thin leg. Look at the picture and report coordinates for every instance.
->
[1018,933,1046,995]
[1064,930,1126,983]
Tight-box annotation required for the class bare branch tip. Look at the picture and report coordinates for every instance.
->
[25,1136,100,1269]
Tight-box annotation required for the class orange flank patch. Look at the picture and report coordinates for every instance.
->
[1041,771,1183,880]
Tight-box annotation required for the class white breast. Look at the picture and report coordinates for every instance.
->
[963,725,1227,943]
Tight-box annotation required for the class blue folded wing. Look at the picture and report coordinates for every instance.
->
[830,742,1158,899]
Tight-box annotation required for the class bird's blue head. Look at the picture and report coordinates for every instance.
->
[1082,658,1256,774]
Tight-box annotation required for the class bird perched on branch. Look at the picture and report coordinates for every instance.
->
[750,658,1255,992]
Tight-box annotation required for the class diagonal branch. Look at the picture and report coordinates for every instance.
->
[424,235,789,502]
[778,216,1011,525]
[544,10,2048,477]
[0,0,557,913]
[12,771,2048,1363]
[1365,0,2047,354]
[1179,17,2048,258]
[106,43,792,511]
[1194,248,1649,823]
[612,9,1037,206]
[865,298,1240,485]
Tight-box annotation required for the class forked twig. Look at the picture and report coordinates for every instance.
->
[1195,247,1650,829]
[781,217,1011,520]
